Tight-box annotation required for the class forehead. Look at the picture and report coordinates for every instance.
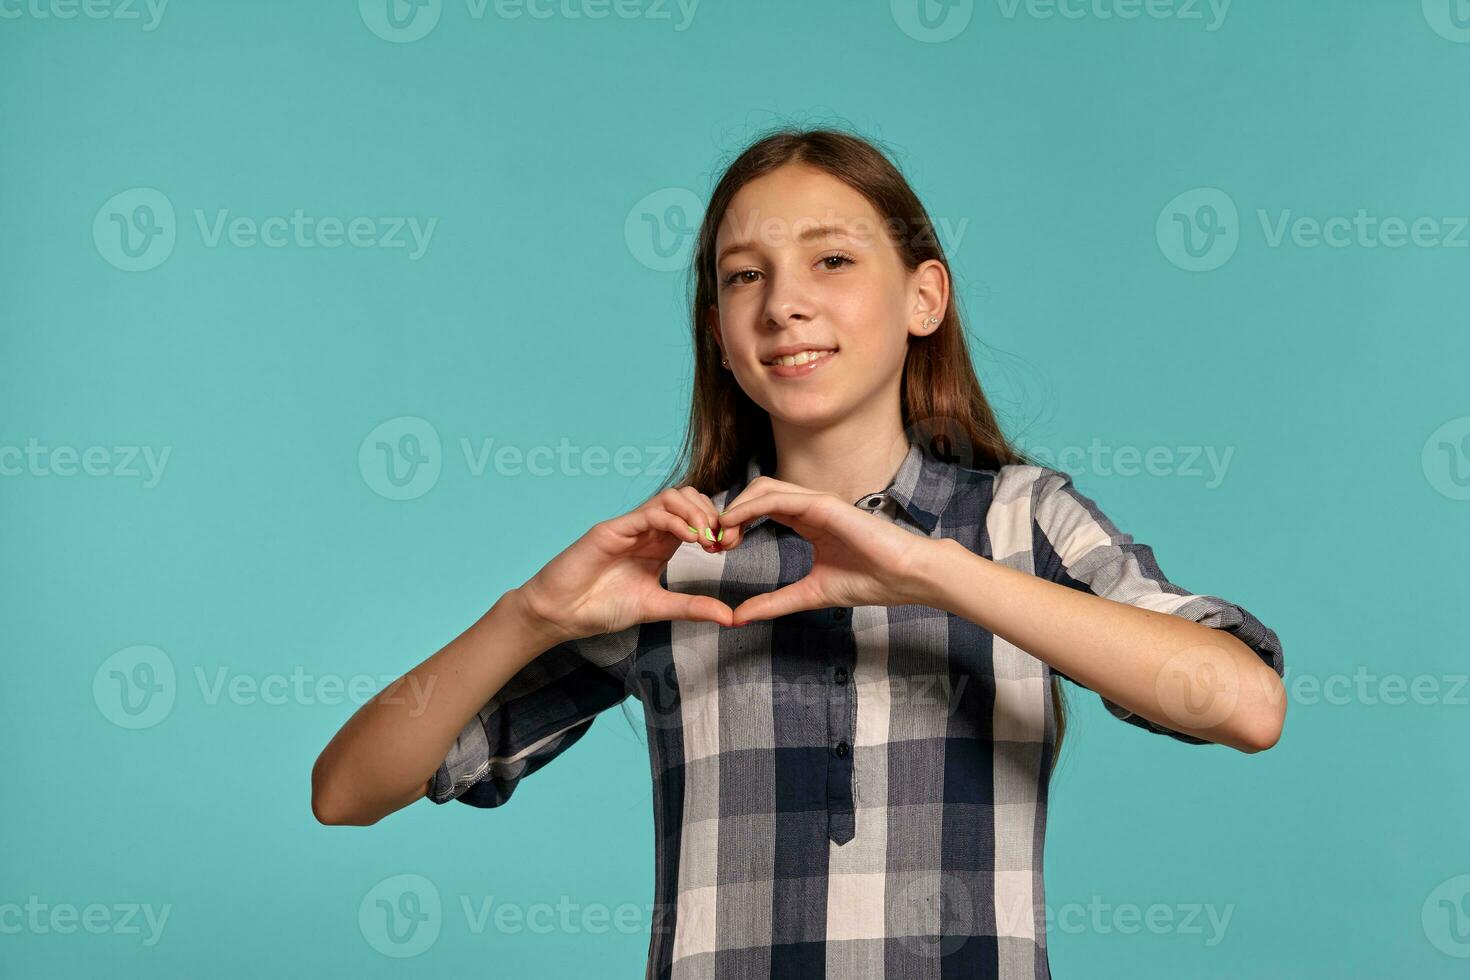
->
[715,163,885,254]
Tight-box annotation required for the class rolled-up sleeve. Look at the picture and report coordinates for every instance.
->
[1028,467,1285,744]
[428,622,641,806]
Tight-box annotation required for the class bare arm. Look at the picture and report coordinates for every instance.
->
[311,491,738,827]
[916,539,1287,753]
[310,587,569,826]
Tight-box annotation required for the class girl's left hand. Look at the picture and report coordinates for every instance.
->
[715,476,942,625]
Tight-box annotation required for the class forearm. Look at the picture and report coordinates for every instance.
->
[310,587,567,825]
[909,539,1286,753]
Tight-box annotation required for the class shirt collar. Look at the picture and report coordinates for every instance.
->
[726,438,957,537]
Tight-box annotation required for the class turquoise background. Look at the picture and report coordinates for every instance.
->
[3,1,1468,976]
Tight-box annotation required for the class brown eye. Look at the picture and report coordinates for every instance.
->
[723,269,759,287]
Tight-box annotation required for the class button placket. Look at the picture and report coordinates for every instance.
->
[824,617,858,845]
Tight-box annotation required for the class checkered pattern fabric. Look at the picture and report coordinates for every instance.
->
[429,438,1285,979]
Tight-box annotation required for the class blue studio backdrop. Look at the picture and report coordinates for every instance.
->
[2,1,1467,976]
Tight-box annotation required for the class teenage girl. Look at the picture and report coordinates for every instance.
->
[312,127,1286,979]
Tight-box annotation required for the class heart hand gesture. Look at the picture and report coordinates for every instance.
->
[517,488,737,644]
[715,476,942,626]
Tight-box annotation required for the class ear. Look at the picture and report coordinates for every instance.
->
[908,259,950,338]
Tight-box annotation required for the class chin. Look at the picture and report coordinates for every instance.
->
[759,396,853,430]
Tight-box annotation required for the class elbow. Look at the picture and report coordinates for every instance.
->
[311,756,377,827]
[310,757,345,825]
[1220,657,1287,754]
[311,788,350,826]
[313,789,378,827]
[311,795,345,826]
[1233,701,1286,755]
[1233,724,1280,755]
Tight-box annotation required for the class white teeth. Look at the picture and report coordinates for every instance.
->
[771,349,836,367]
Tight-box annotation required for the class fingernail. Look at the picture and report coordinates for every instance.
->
[716,528,725,542]
[703,527,714,541]
[686,524,699,537]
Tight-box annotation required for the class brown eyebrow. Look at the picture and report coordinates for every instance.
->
[716,222,858,265]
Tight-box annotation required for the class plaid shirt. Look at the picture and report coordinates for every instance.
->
[429,438,1285,979]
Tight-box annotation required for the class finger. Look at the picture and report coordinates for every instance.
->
[727,474,812,502]
[645,508,703,548]
[718,490,831,536]
[605,504,701,548]
[715,502,743,551]
[677,486,722,550]
[644,590,734,629]
[717,475,783,518]
[652,488,718,551]
[657,487,715,550]
[730,580,823,627]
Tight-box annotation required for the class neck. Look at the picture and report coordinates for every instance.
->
[769,412,911,506]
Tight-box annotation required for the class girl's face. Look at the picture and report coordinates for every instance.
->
[708,163,943,430]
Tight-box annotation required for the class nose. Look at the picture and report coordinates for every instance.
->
[761,271,816,331]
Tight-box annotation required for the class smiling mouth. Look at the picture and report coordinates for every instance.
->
[761,348,838,367]
[762,348,839,379]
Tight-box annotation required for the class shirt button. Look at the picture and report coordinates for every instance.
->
[832,608,848,621]
[834,741,849,758]
[834,666,848,685]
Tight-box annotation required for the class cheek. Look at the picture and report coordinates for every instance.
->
[828,287,907,355]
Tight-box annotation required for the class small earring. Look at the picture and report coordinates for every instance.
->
[721,354,729,368]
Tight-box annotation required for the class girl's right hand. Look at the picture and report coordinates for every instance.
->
[514,487,735,644]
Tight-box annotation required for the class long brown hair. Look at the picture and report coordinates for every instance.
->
[630,125,1071,779]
